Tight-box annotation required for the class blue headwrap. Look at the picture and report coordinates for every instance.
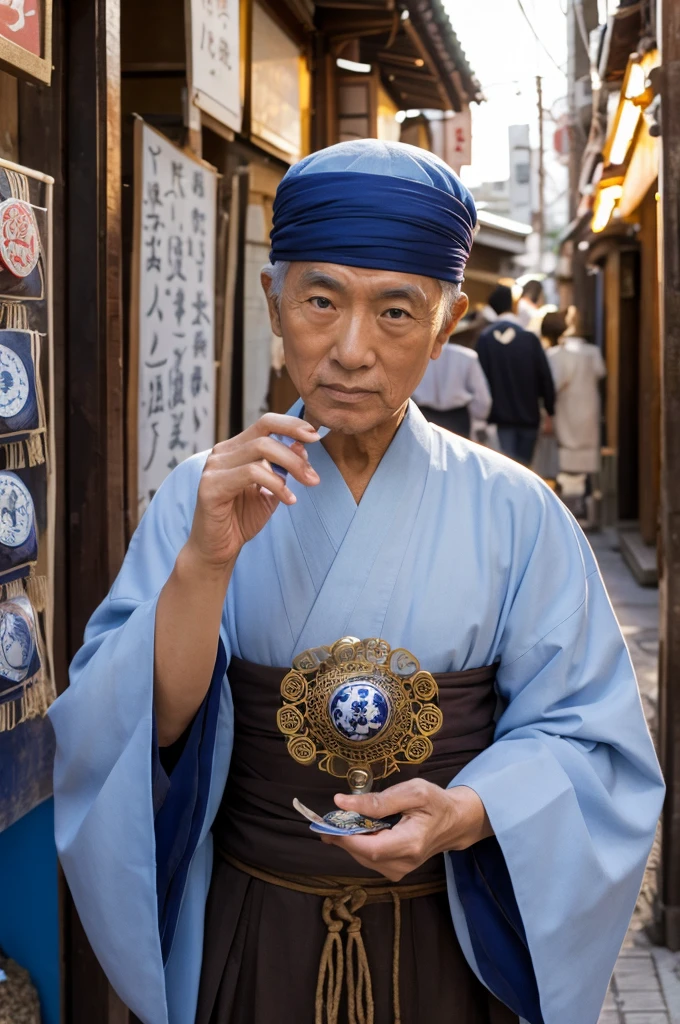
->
[269,140,477,284]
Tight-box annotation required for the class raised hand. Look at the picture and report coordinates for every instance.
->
[185,413,322,571]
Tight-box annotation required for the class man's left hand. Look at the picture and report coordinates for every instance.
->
[320,780,493,882]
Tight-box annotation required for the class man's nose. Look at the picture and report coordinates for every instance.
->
[330,311,376,369]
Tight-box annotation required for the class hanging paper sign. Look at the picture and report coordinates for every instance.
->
[0,592,49,734]
[0,470,36,561]
[0,473,35,548]
[131,119,218,520]
[0,342,30,419]
[0,330,42,437]
[0,200,40,278]
[188,0,241,133]
[0,330,47,471]
[0,595,39,685]
[0,172,45,313]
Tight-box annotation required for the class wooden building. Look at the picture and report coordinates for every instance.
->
[561,0,680,954]
[560,3,660,579]
[0,0,506,1021]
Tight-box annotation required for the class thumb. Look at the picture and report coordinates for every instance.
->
[334,780,426,819]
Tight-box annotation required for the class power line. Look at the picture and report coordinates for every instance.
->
[514,0,568,75]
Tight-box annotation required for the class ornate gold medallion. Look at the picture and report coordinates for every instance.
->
[278,637,442,835]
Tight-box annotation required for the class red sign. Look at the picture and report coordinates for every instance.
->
[0,0,41,58]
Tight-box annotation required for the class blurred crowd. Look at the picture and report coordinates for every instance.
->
[413,278,606,524]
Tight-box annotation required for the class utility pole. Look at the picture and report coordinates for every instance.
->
[567,0,598,218]
[658,0,680,952]
[566,0,600,318]
[536,74,545,271]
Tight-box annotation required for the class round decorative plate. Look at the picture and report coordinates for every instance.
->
[329,679,390,742]
[0,200,40,278]
[0,596,36,682]
[0,344,30,419]
[0,472,35,548]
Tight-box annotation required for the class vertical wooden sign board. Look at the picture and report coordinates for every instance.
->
[129,118,219,525]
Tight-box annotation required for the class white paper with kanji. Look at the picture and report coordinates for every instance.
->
[189,0,241,133]
[136,122,217,518]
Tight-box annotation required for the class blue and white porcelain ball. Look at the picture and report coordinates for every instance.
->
[329,678,389,743]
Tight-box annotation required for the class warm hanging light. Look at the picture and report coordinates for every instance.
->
[625,62,647,99]
[608,62,647,166]
[592,183,623,233]
[336,58,372,73]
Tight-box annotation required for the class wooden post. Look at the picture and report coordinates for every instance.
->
[65,0,128,1017]
[638,188,661,547]
[658,0,680,951]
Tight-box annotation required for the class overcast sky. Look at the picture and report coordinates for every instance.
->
[448,0,571,187]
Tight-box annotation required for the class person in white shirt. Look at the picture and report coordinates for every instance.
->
[547,307,606,476]
[413,339,492,438]
[517,279,544,329]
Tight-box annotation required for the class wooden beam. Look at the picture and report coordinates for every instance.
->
[658,0,680,953]
[315,8,394,34]
[311,36,337,149]
[400,17,449,108]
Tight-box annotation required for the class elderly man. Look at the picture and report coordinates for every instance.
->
[50,141,663,1024]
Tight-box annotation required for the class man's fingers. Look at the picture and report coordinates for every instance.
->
[200,461,296,506]
[334,779,432,819]
[320,828,421,881]
[207,439,320,487]
[215,413,321,450]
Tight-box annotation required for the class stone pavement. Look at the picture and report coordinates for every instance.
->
[589,532,680,1024]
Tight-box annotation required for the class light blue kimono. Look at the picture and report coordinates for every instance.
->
[49,401,664,1024]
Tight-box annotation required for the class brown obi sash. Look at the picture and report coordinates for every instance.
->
[213,657,498,881]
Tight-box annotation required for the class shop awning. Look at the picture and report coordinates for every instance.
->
[316,0,483,112]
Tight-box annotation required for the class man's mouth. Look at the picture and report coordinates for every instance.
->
[319,383,377,401]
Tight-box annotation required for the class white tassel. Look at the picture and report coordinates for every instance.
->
[26,574,47,612]
[4,441,25,470]
[26,433,45,467]
[0,671,51,732]
[2,578,25,601]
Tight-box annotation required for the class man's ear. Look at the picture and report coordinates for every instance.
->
[436,291,469,349]
[261,271,283,336]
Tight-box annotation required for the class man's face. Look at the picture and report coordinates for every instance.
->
[262,262,468,435]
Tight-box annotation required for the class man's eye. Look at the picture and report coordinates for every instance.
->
[310,296,333,309]
[384,308,409,320]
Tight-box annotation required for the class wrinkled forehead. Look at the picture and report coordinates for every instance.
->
[284,262,446,303]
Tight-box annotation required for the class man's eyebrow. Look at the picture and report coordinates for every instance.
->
[376,285,427,304]
[297,270,347,292]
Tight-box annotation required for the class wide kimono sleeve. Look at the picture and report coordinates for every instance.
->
[49,452,231,1024]
[448,484,664,1024]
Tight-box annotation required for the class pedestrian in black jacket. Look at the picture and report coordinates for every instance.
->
[476,285,556,466]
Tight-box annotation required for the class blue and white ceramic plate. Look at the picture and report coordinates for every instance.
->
[0,472,34,548]
[0,343,29,420]
[293,798,393,836]
[0,594,37,684]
